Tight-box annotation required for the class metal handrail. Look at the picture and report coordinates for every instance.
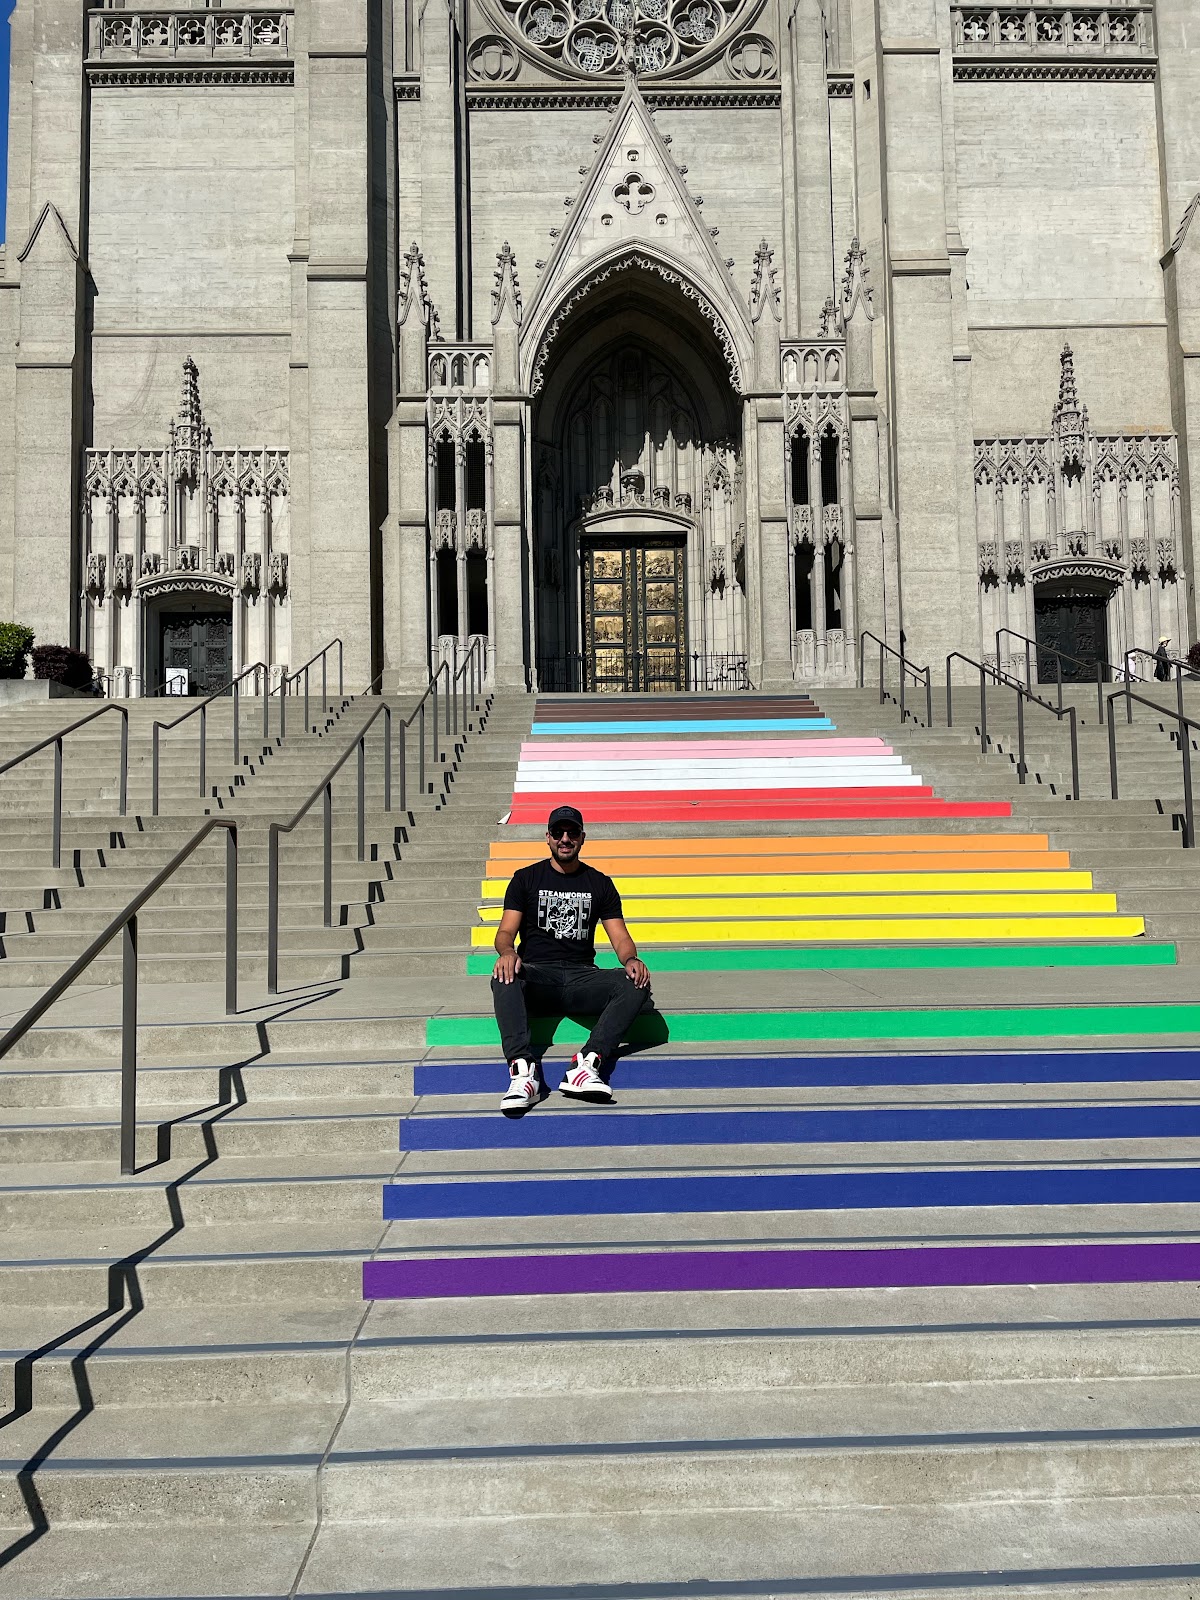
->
[947,650,1080,802]
[0,703,129,867]
[858,631,932,727]
[996,627,1112,722]
[0,817,238,1173]
[1106,684,1200,848]
[266,638,486,994]
[272,639,346,736]
[151,662,270,816]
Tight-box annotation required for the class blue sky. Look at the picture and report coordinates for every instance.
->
[0,0,14,243]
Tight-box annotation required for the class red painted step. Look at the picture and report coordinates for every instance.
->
[508,797,1013,823]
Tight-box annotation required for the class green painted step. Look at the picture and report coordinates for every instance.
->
[464,942,1177,977]
[428,1003,1200,1049]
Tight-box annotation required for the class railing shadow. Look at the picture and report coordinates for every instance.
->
[0,984,341,1572]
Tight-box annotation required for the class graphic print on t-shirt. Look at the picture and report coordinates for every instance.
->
[538,888,593,943]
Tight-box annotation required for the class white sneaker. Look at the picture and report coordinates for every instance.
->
[500,1059,544,1116]
[559,1051,613,1103]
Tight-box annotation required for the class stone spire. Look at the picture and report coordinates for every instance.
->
[749,238,781,391]
[491,241,523,393]
[397,241,439,395]
[1052,342,1089,466]
[171,356,207,482]
[840,237,875,391]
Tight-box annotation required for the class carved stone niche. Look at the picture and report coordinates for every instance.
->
[268,552,289,600]
[215,550,236,579]
[434,509,457,551]
[86,552,107,601]
[710,544,727,597]
[241,552,262,602]
[465,509,487,551]
[141,552,160,579]
[112,553,134,603]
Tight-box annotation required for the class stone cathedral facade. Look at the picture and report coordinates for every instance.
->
[0,0,1197,696]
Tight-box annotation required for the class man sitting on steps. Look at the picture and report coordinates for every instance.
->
[492,804,653,1116]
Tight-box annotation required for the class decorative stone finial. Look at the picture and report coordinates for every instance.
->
[397,241,441,341]
[1052,343,1089,465]
[749,238,781,325]
[491,241,523,328]
[171,357,209,482]
[840,237,874,325]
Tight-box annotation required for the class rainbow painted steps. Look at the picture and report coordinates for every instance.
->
[426,1002,1200,1049]
[473,833,1147,949]
[364,1239,1200,1300]
[512,707,1008,822]
[416,1046,1200,1093]
[464,943,1175,974]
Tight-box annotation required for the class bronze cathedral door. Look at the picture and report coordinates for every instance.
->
[582,540,686,693]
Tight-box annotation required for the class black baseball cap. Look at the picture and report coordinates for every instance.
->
[547,804,584,831]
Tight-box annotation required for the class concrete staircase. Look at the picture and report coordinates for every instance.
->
[1,685,1200,1596]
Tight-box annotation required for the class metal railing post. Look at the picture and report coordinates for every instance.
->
[899,658,907,724]
[1056,654,1063,716]
[1182,707,1195,848]
[1107,699,1119,801]
[1015,688,1026,784]
[1068,706,1080,802]
[304,666,310,733]
[419,702,427,794]
[199,704,207,798]
[152,724,161,817]
[383,708,392,813]
[1096,658,1104,724]
[120,914,138,1175]
[924,670,933,730]
[357,736,366,863]
[262,666,270,744]
[337,639,344,698]
[280,677,287,741]
[432,681,440,767]
[398,723,407,812]
[118,711,129,817]
[233,679,241,772]
[323,781,333,927]
[52,737,63,870]
[267,826,280,995]
[225,825,238,1015]
[878,644,884,707]
[322,653,328,719]
[979,664,988,755]
[945,658,954,728]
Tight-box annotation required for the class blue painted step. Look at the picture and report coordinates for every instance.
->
[401,1103,1200,1151]
[414,1048,1200,1097]
[383,1165,1200,1220]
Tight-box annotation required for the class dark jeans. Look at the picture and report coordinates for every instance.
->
[491,960,654,1067]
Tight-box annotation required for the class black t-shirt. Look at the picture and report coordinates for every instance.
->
[503,858,623,966]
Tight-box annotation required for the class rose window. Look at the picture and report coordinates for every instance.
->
[498,0,749,76]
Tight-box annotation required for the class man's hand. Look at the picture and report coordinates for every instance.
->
[493,949,523,984]
[623,956,651,989]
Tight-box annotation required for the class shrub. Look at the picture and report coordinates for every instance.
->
[31,644,94,690]
[0,622,35,680]
[1188,643,1200,677]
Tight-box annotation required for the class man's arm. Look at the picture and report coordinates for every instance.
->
[601,916,650,988]
[493,908,524,982]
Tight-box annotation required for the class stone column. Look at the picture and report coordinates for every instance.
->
[784,0,837,336]
[876,0,972,671]
[419,0,463,335]
[12,204,85,652]
[302,0,376,691]
[1156,0,1200,639]
[490,401,528,689]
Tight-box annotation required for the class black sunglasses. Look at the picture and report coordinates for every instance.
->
[549,824,582,840]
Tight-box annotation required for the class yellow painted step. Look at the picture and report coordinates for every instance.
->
[469,915,1146,947]
[476,891,1120,921]
[480,870,1095,900]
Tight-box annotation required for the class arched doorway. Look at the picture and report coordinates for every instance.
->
[144,590,234,696]
[532,286,743,693]
[1032,563,1122,681]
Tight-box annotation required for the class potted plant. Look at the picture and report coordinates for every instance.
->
[31,643,94,690]
[0,623,35,680]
